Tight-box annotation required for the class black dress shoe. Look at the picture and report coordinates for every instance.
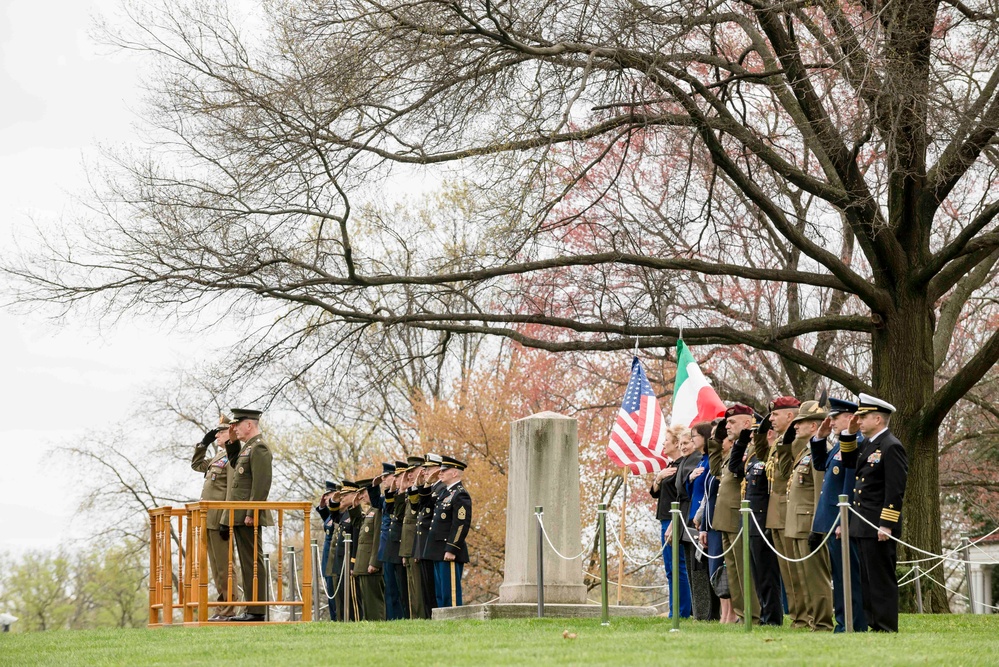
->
[231,613,266,622]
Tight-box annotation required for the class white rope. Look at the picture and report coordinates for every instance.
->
[612,523,671,568]
[583,571,666,590]
[748,510,840,563]
[920,572,999,611]
[847,507,981,565]
[970,541,999,566]
[676,518,745,560]
[535,512,591,561]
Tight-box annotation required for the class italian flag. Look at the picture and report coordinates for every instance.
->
[670,339,727,427]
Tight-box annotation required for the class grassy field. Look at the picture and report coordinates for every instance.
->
[1,615,997,666]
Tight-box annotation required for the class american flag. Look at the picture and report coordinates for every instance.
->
[606,356,669,475]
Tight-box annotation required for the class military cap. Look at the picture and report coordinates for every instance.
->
[381,461,396,475]
[406,455,425,470]
[355,477,373,489]
[769,396,801,411]
[229,407,263,423]
[324,480,338,492]
[440,455,467,471]
[394,460,408,473]
[725,403,754,418]
[217,413,235,427]
[828,397,858,416]
[422,453,443,467]
[790,400,828,424]
[340,479,360,491]
[856,392,896,415]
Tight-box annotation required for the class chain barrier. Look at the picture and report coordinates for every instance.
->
[535,512,591,561]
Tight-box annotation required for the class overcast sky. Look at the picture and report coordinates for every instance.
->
[0,0,236,554]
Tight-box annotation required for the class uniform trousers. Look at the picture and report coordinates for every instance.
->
[661,519,692,618]
[721,529,760,623]
[405,559,425,619]
[382,561,405,620]
[433,560,464,608]
[773,528,808,628]
[418,559,437,618]
[857,537,899,632]
[233,525,267,615]
[791,536,834,630]
[829,536,867,632]
[357,573,386,621]
[321,533,336,620]
[207,527,237,617]
[749,529,783,626]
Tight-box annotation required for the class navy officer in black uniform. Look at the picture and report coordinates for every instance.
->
[424,455,472,608]
[839,393,908,632]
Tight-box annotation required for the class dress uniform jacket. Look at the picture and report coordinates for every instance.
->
[384,493,406,565]
[331,506,353,578]
[785,443,825,540]
[840,430,908,538]
[400,488,419,559]
[415,482,446,560]
[810,436,860,534]
[192,443,234,530]
[377,491,394,563]
[707,438,741,533]
[354,505,383,575]
[224,434,273,526]
[730,437,768,537]
[422,482,472,563]
[757,429,803,531]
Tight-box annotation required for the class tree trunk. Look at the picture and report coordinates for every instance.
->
[871,291,949,612]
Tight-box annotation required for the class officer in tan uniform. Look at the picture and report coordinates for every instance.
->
[353,478,386,620]
[192,415,238,621]
[224,408,272,622]
[757,396,808,629]
[786,401,834,631]
[708,405,760,624]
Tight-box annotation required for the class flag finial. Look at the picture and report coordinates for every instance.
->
[633,336,639,356]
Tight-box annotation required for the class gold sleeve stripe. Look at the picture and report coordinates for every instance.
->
[839,439,857,453]
[881,509,901,522]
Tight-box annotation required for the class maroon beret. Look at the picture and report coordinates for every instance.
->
[769,396,801,411]
[725,403,754,417]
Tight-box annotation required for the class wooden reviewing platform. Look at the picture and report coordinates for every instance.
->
[148,501,313,627]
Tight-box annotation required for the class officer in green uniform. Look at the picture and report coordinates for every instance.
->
[708,405,760,624]
[758,396,809,628]
[224,408,272,622]
[353,478,386,620]
[787,401,834,631]
[192,415,238,621]
[399,456,425,619]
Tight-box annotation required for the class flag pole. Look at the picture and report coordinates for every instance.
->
[617,466,628,605]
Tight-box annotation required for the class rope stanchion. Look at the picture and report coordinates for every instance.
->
[598,504,609,626]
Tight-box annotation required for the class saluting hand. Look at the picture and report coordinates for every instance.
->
[846,413,861,436]
[817,417,833,440]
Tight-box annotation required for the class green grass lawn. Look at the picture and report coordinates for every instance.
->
[1,615,997,666]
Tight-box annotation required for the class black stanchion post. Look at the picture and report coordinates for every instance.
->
[671,502,680,632]
[536,506,545,618]
[741,500,751,633]
[599,503,609,626]
[838,494,853,632]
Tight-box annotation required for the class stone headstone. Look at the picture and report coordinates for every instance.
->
[498,411,587,604]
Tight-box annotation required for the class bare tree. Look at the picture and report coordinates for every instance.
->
[11,0,999,611]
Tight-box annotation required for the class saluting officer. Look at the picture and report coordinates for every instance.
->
[424,455,472,608]
[381,460,410,619]
[810,398,867,632]
[839,393,908,633]
[786,401,834,631]
[762,396,809,629]
[224,408,272,622]
[192,415,238,621]
[399,456,425,619]
[330,480,361,621]
[315,480,340,620]
[732,413,783,626]
[415,453,445,616]
[374,462,404,620]
[354,478,386,621]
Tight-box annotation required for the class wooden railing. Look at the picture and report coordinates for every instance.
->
[148,501,313,627]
